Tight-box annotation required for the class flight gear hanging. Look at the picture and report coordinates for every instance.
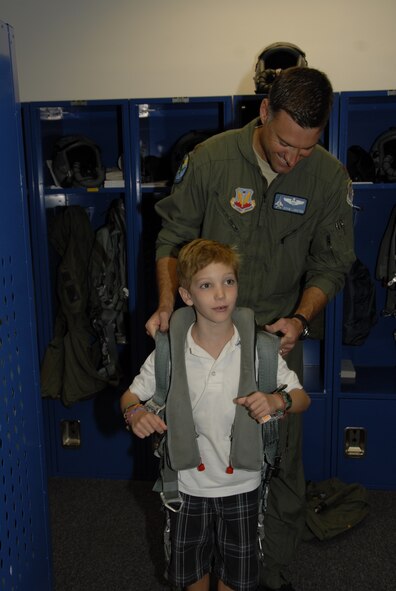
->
[40,206,117,407]
[376,204,396,317]
[254,42,308,94]
[370,128,396,182]
[89,198,129,381]
[52,135,106,188]
[342,258,378,345]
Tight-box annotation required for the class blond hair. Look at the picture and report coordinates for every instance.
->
[177,239,240,289]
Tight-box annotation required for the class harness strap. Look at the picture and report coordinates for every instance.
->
[151,327,183,510]
[256,330,281,559]
[376,204,396,317]
[151,329,172,408]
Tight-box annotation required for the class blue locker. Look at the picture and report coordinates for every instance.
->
[129,96,233,366]
[22,99,146,480]
[24,96,232,480]
[0,21,52,589]
[333,91,396,488]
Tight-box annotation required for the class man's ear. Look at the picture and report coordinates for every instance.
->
[259,98,270,125]
[178,286,194,307]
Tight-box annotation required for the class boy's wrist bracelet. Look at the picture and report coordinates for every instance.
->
[123,403,145,430]
[122,401,140,414]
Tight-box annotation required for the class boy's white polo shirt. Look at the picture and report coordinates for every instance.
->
[177,324,260,497]
[130,323,301,498]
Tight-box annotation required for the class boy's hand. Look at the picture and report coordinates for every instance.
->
[235,391,284,423]
[130,409,168,438]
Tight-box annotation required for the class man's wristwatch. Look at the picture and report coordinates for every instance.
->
[290,313,310,340]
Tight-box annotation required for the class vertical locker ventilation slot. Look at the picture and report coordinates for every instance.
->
[0,254,35,590]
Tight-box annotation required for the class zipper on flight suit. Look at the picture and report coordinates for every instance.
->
[224,213,239,234]
[327,218,346,264]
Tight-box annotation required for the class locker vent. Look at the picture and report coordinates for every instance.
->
[1,255,36,591]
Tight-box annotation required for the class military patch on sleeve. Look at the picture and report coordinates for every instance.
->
[174,154,189,184]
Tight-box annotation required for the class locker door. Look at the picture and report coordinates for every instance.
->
[0,21,52,590]
[333,90,396,489]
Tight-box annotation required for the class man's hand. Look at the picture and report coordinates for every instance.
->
[265,317,303,356]
[145,256,179,338]
[265,287,328,354]
[145,306,173,338]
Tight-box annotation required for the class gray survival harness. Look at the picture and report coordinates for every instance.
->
[144,306,287,561]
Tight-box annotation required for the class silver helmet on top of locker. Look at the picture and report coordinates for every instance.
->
[254,42,308,94]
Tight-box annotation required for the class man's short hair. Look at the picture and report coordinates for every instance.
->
[177,239,240,289]
[268,67,333,129]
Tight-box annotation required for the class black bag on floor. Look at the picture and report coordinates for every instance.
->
[304,478,370,541]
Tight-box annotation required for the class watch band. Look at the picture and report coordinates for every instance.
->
[279,389,292,412]
[290,313,310,340]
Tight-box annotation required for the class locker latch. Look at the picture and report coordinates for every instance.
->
[344,427,366,457]
[61,420,81,448]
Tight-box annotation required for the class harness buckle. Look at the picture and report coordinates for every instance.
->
[257,530,265,561]
[160,492,184,513]
[144,399,166,415]
[263,455,281,484]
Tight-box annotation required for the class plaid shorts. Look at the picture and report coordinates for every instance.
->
[167,488,259,591]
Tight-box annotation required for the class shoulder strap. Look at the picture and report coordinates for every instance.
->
[256,330,280,462]
[143,330,171,415]
[376,204,396,317]
[256,330,279,392]
[148,306,195,415]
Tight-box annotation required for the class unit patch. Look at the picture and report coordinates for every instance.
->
[174,154,189,184]
[230,187,256,213]
[273,193,307,215]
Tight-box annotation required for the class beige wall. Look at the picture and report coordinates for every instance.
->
[1,0,395,102]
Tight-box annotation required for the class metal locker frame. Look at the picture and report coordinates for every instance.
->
[0,21,52,590]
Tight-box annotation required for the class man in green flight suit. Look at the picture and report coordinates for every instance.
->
[145,66,355,591]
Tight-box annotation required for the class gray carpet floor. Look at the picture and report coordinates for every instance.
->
[48,478,396,591]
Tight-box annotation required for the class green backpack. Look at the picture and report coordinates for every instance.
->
[304,477,370,541]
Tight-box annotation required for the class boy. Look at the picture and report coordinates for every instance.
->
[120,238,310,591]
